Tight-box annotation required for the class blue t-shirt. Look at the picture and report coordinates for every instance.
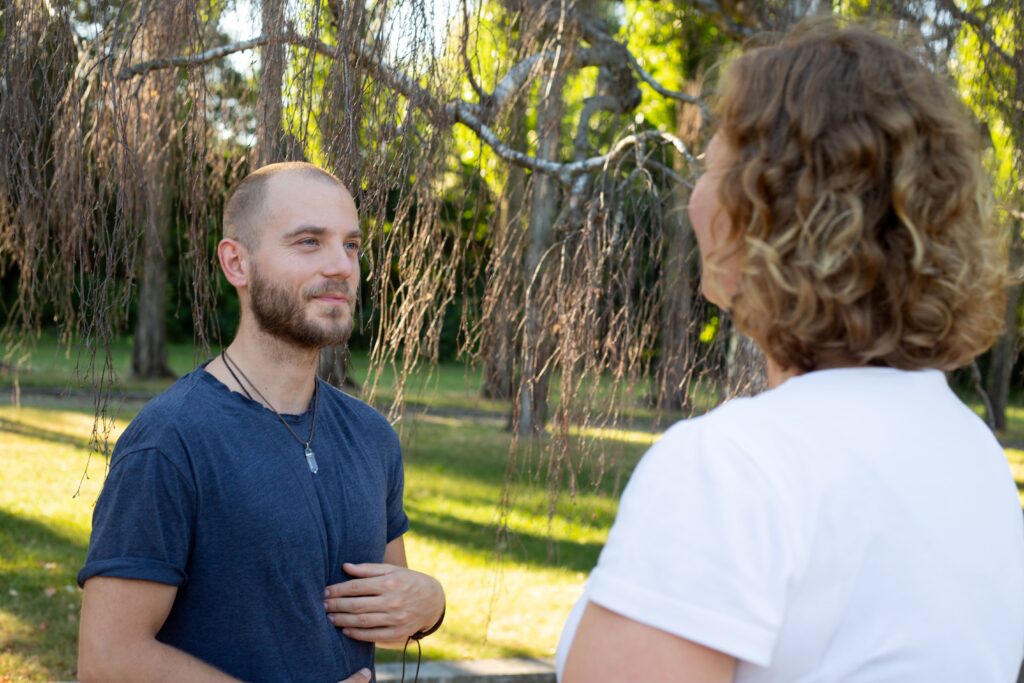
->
[78,366,410,682]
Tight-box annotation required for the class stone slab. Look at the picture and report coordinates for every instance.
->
[375,657,556,683]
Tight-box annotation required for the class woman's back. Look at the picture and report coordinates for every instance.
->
[560,367,1024,682]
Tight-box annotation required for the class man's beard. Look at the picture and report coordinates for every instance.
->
[249,266,355,350]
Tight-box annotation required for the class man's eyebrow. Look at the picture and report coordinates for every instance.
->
[281,225,327,240]
[280,225,363,240]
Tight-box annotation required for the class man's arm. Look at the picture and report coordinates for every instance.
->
[562,601,737,683]
[78,577,240,683]
[323,536,445,647]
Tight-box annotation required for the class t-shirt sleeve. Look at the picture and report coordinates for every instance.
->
[384,426,410,542]
[586,418,797,667]
[77,448,196,588]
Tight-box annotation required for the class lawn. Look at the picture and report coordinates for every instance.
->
[0,338,654,681]
[3,337,1024,681]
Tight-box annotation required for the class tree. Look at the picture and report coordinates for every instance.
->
[941,0,1024,432]
[131,3,188,380]
[6,0,1011,494]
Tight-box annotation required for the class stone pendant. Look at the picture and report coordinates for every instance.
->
[304,444,319,475]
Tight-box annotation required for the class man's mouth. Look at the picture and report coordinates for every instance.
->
[312,294,349,305]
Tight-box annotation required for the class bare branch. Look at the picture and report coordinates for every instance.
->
[448,102,680,184]
[118,31,701,186]
[490,51,551,113]
[936,0,1017,68]
[574,14,711,122]
[448,100,570,178]
[117,36,267,79]
[574,94,621,159]
[487,46,617,115]
[565,129,699,181]
[646,159,694,189]
[459,0,487,102]
[119,32,440,112]
[624,51,712,123]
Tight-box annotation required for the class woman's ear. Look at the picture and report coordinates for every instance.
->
[218,238,249,288]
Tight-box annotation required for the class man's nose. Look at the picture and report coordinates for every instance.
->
[321,242,356,278]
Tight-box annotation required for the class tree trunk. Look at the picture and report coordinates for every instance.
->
[987,44,1024,431]
[656,83,702,412]
[131,156,176,379]
[257,0,286,166]
[987,218,1023,431]
[516,69,564,435]
[481,137,526,401]
[131,7,182,380]
[315,0,370,389]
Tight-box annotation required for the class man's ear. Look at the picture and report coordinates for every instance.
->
[218,238,249,288]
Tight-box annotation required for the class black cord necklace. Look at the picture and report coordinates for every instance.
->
[221,350,320,475]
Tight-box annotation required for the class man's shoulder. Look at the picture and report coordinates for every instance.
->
[114,369,217,458]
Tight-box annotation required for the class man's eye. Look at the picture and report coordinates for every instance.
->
[299,238,319,247]
[346,242,361,252]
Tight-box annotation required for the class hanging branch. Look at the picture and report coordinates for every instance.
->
[117,30,707,186]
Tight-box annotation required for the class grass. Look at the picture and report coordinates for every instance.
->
[0,334,501,415]
[0,393,648,681]
[4,336,1024,680]
[0,333,714,426]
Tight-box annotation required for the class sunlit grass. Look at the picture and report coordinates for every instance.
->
[0,397,644,680]
[0,405,109,682]
[6,339,1024,679]
[1,335,707,425]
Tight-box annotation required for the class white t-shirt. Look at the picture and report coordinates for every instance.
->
[557,367,1024,682]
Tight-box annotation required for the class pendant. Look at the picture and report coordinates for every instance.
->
[304,444,319,475]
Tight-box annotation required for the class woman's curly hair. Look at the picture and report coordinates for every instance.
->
[714,20,1006,372]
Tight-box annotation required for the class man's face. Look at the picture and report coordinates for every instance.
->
[246,173,362,349]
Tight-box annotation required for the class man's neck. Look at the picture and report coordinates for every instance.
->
[209,320,320,414]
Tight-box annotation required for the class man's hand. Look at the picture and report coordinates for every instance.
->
[324,562,444,645]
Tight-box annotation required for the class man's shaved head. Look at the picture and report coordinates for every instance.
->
[223,161,347,249]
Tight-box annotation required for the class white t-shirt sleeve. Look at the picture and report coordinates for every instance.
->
[586,416,799,667]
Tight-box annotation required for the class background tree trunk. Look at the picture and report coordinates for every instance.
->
[257,0,287,167]
[131,5,183,380]
[481,166,525,400]
[131,150,176,379]
[987,226,1023,431]
[516,69,565,435]
[655,81,702,412]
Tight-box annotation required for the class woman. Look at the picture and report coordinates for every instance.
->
[558,20,1024,683]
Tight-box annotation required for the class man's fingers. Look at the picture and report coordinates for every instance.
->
[342,561,393,578]
[328,610,404,630]
[325,575,389,599]
[340,625,409,643]
[325,595,389,614]
[337,667,371,683]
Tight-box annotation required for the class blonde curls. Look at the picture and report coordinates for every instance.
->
[714,19,1007,372]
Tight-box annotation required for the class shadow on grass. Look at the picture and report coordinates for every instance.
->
[0,416,96,451]
[408,510,603,574]
[375,627,541,663]
[0,509,87,680]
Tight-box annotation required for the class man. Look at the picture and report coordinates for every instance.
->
[77,162,445,683]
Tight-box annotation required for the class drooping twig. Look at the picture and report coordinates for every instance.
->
[119,32,705,185]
